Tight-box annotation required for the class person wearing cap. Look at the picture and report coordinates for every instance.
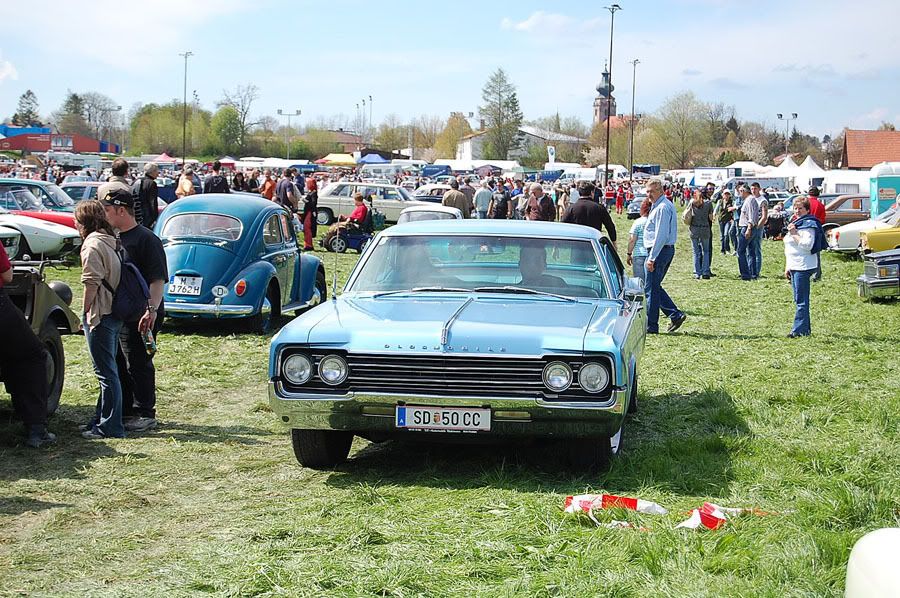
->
[176,166,196,199]
[101,188,168,433]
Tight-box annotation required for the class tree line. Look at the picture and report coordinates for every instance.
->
[6,78,891,168]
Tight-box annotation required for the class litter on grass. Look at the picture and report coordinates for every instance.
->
[563,495,770,531]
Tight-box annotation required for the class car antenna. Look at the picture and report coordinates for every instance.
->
[331,245,338,301]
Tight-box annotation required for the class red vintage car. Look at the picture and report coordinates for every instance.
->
[0,179,77,229]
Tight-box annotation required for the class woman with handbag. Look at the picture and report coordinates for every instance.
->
[75,201,125,439]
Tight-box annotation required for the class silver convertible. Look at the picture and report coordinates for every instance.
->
[268,220,647,470]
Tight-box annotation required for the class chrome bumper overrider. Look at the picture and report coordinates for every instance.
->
[857,275,899,298]
[268,383,627,437]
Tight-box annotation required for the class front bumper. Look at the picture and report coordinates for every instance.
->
[164,298,269,318]
[268,383,627,438]
[857,275,899,299]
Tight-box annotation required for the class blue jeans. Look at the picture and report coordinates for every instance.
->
[691,236,712,277]
[84,313,125,438]
[790,269,814,336]
[632,255,647,282]
[644,245,683,333]
[719,221,733,253]
[476,210,488,220]
[728,220,738,252]
[737,226,753,280]
[751,227,763,278]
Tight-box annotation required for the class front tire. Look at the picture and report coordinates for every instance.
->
[291,429,353,468]
[38,319,64,416]
[565,422,623,472]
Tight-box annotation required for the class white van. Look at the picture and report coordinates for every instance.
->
[360,163,405,179]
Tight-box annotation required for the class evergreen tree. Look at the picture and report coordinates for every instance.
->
[12,90,41,126]
[52,91,91,136]
[478,68,523,160]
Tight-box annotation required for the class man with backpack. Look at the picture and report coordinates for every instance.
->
[132,163,160,229]
[203,160,231,194]
[101,189,167,433]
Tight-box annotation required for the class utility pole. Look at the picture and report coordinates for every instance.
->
[277,109,301,160]
[179,51,193,167]
[776,112,798,155]
[603,4,621,187]
[628,59,639,184]
[369,95,373,145]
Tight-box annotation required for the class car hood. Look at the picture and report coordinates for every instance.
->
[299,294,621,355]
[0,214,80,238]
[835,219,891,234]
[164,240,240,287]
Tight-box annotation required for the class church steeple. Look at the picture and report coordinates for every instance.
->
[592,62,617,126]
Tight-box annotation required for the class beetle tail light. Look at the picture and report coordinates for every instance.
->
[235,279,248,296]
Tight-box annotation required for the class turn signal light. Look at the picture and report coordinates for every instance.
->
[235,279,248,296]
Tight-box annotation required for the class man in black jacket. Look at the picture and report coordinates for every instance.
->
[562,181,618,251]
[132,162,160,229]
[203,161,230,194]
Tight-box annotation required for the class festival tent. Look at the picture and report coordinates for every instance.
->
[316,153,356,167]
[726,161,767,176]
[792,155,827,190]
[773,155,799,173]
[798,155,825,173]
[217,156,236,168]
[153,152,177,164]
[358,153,389,164]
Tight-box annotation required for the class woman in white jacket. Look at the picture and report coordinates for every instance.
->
[783,197,822,338]
[75,200,125,438]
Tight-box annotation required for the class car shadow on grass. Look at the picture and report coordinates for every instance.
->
[325,387,749,496]
[0,496,72,516]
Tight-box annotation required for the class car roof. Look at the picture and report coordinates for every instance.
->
[380,219,603,240]
[162,193,286,223]
[0,178,51,187]
[400,204,461,214]
[60,181,101,187]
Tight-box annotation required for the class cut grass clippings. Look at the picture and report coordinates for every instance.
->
[1,212,898,596]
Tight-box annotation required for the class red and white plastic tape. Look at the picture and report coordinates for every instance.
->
[563,494,764,530]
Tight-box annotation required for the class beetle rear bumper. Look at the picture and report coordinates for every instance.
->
[164,299,269,318]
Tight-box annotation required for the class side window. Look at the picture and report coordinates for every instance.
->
[87,186,98,199]
[599,242,624,296]
[332,184,351,198]
[382,187,400,200]
[32,186,53,206]
[861,197,869,211]
[263,214,283,246]
[280,213,294,243]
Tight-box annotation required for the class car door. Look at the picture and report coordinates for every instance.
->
[378,186,406,221]
[262,213,288,306]
[278,211,299,305]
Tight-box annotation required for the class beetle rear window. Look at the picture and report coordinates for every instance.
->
[160,213,243,241]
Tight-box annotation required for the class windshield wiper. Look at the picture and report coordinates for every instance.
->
[372,286,472,298]
[473,286,578,302]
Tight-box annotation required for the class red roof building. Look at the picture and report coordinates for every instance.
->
[0,133,119,154]
[841,129,900,170]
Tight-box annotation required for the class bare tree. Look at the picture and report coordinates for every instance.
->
[218,84,259,147]
[81,91,121,141]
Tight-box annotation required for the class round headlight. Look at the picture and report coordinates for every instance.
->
[578,362,609,393]
[318,354,348,385]
[283,354,312,385]
[542,361,573,392]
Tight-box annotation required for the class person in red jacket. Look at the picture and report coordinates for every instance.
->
[807,187,826,281]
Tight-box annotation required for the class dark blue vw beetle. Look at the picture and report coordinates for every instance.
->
[155,194,327,332]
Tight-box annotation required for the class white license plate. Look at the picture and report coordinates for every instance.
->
[169,275,203,296]
[395,406,491,432]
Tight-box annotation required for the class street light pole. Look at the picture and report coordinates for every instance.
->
[361,98,366,146]
[369,95,373,145]
[277,109,301,160]
[603,4,622,187]
[179,51,193,167]
[776,112,798,155]
[628,59,639,184]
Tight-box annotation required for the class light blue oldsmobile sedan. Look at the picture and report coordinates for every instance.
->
[269,220,647,470]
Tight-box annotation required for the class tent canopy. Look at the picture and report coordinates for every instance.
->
[154,152,176,163]
[319,153,356,167]
[358,153,389,164]
[218,155,236,164]
[799,155,824,173]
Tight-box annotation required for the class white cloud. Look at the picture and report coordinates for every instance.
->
[500,11,603,36]
[0,54,17,83]
[849,107,889,128]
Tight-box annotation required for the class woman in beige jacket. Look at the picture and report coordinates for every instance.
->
[75,201,125,439]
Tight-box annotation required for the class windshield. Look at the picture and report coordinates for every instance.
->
[350,235,607,299]
[160,213,243,241]
[44,184,76,208]
[877,207,898,223]
[0,187,43,211]
[398,211,459,223]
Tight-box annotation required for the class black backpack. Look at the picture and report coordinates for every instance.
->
[102,244,150,323]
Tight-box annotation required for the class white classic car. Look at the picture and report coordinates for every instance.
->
[0,207,81,258]
[397,204,463,223]
[827,207,899,254]
[0,225,21,259]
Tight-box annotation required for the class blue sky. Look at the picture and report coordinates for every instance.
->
[1,0,898,139]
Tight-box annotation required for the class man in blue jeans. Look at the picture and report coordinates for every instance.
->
[643,178,686,334]
[735,185,759,280]
[749,183,767,278]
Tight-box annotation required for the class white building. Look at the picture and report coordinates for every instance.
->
[456,126,586,162]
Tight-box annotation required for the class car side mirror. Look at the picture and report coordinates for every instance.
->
[624,277,644,301]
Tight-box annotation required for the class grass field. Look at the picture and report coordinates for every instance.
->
[1,212,898,597]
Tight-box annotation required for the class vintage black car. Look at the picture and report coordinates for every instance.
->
[857,248,900,300]
[1,260,81,414]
